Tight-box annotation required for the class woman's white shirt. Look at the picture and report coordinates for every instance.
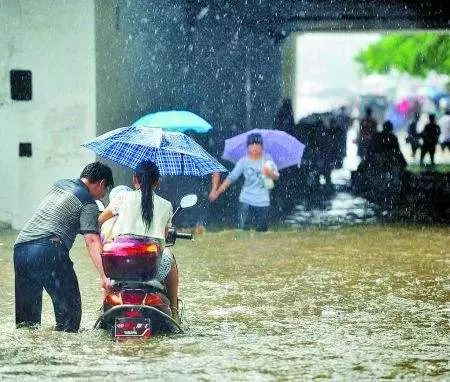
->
[110,189,172,241]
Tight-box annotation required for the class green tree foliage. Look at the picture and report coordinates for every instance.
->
[355,33,450,77]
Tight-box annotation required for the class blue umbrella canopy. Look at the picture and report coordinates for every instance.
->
[82,126,227,176]
[133,110,213,134]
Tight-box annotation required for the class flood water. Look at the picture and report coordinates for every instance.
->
[285,191,377,227]
[0,225,448,381]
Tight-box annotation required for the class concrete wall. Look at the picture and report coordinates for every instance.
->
[0,0,97,229]
[183,5,282,155]
[95,0,282,145]
[281,35,297,110]
[95,0,192,185]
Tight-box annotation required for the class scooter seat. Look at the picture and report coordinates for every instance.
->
[142,279,165,291]
[111,279,165,292]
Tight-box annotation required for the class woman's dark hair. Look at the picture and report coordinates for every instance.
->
[135,160,160,229]
[80,162,114,189]
[247,133,263,146]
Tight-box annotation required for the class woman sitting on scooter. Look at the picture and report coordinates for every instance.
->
[98,160,180,321]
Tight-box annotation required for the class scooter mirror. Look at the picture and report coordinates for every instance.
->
[180,194,198,209]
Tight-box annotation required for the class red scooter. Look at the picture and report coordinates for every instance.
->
[94,194,197,339]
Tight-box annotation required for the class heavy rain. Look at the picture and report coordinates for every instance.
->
[0,1,449,380]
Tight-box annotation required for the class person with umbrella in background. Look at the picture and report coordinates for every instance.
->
[209,133,279,232]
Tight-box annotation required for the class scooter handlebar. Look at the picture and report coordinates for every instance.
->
[176,232,193,240]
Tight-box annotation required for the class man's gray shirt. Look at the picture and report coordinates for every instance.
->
[15,179,99,250]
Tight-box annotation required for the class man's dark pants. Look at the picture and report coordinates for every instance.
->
[13,238,81,332]
[239,202,269,232]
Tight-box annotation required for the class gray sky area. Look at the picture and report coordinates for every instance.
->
[295,32,381,119]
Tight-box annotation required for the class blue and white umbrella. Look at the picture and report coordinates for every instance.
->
[82,126,227,176]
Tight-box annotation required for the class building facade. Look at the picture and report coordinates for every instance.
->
[0,0,97,228]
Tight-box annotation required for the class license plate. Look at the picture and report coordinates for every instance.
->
[115,317,152,338]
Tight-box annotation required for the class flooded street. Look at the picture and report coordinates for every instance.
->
[2,1,449,380]
[285,191,377,227]
[0,225,448,380]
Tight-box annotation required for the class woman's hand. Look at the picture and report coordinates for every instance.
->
[262,166,273,176]
[211,172,220,192]
[262,166,279,180]
[209,189,220,202]
[98,207,114,225]
[102,276,112,291]
[209,179,230,202]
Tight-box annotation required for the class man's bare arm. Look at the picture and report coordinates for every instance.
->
[84,233,111,290]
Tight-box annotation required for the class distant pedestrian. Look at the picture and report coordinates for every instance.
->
[357,106,378,160]
[406,112,421,159]
[331,106,352,168]
[335,106,353,132]
[420,114,441,166]
[438,109,450,152]
[209,133,279,232]
[273,99,295,136]
[369,120,406,170]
